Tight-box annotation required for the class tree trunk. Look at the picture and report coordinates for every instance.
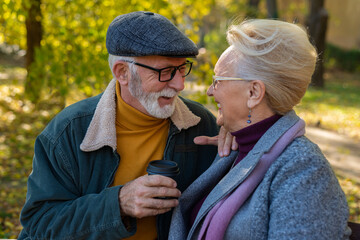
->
[266,0,278,19]
[249,0,261,7]
[24,0,43,102]
[306,0,328,88]
[25,0,42,71]
[247,0,261,18]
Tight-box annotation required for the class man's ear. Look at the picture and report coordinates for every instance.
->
[113,61,130,85]
[247,80,266,109]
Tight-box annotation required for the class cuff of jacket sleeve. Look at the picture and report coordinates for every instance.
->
[109,185,137,237]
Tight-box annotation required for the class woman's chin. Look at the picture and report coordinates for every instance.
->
[216,117,224,127]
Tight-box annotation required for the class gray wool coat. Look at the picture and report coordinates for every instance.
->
[169,111,351,240]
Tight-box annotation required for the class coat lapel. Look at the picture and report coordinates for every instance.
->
[179,151,237,211]
[169,151,237,240]
[188,150,263,238]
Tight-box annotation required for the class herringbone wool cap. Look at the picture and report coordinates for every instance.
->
[106,11,199,58]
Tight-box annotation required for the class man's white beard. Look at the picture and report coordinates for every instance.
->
[128,72,178,119]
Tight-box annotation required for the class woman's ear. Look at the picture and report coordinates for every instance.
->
[113,62,130,85]
[247,80,266,109]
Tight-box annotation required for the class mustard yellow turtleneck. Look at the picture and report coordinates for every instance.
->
[111,81,170,240]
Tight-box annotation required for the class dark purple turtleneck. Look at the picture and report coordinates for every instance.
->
[231,114,282,166]
[189,114,282,225]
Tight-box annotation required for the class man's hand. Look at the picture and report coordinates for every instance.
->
[194,126,238,157]
[119,175,181,218]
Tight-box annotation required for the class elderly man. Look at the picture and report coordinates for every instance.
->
[19,11,232,239]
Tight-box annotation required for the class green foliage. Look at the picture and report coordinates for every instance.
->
[295,71,360,139]
[1,0,357,103]
[325,43,360,72]
[2,0,308,103]
[337,175,360,223]
[0,0,27,48]
[0,79,63,238]
[1,0,216,102]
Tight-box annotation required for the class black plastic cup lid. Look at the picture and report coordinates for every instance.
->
[147,160,180,177]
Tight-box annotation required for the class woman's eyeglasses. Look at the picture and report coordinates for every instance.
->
[212,76,250,89]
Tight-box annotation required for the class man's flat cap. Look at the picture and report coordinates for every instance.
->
[106,11,198,58]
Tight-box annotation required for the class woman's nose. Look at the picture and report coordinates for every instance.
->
[207,85,214,96]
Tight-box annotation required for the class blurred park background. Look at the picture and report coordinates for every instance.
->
[0,0,359,237]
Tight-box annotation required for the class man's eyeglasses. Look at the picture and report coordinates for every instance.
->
[123,60,193,82]
[212,76,251,89]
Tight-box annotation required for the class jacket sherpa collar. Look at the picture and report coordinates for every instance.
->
[80,78,201,152]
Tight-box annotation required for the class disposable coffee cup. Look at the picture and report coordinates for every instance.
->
[147,160,180,199]
[146,160,180,179]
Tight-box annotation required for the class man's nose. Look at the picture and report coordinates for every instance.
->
[167,70,185,91]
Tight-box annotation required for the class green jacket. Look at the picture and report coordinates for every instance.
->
[19,79,218,239]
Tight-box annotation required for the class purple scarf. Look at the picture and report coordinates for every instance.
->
[198,119,306,240]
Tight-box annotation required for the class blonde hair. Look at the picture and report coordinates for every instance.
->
[227,19,317,115]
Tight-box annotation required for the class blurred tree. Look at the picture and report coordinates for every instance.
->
[0,0,330,102]
[24,0,43,102]
[247,0,261,17]
[266,0,278,18]
[24,0,42,71]
[1,0,213,103]
[198,0,218,49]
[246,0,279,19]
[306,0,328,88]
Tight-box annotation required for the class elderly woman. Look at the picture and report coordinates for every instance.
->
[169,19,351,240]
